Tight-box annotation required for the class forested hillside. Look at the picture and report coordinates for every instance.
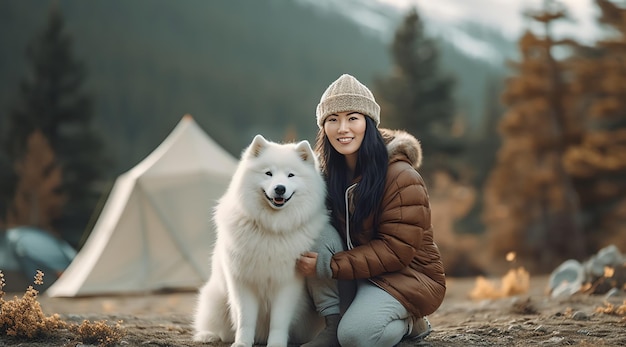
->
[0,0,507,176]
[6,1,621,276]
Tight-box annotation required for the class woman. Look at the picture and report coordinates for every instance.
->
[297,74,446,347]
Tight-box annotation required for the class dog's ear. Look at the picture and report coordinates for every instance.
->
[295,140,315,164]
[248,134,269,158]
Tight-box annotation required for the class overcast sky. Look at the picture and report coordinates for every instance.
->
[377,0,603,43]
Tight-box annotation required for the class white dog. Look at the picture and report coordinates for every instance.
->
[193,135,326,347]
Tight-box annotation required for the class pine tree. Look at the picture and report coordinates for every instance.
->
[564,0,626,252]
[1,5,107,245]
[374,7,458,177]
[483,0,585,273]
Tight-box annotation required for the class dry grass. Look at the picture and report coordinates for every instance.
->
[594,300,626,323]
[0,270,125,346]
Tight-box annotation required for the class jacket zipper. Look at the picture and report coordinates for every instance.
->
[344,183,387,290]
[344,183,357,250]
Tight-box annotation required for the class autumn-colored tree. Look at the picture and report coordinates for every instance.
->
[564,0,626,252]
[374,7,459,177]
[0,5,107,245]
[483,0,585,273]
[6,130,66,231]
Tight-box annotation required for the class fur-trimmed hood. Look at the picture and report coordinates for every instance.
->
[379,128,423,169]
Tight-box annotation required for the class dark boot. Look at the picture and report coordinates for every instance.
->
[301,314,340,347]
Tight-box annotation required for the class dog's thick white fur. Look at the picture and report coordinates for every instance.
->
[193,135,326,347]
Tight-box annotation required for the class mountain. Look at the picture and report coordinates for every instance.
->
[297,0,518,133]
[298,0,518,63]
[0,0,514,176]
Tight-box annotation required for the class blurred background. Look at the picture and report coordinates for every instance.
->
[0,0,625,291]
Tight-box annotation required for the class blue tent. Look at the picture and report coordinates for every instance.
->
[0,226,76,291]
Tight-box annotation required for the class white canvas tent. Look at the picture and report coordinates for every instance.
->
[46,115,237,297]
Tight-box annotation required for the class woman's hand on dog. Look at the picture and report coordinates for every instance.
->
[296,251,318,277]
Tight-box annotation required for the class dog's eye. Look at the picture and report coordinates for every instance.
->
[265,171,272,176]
[288,173,294,178]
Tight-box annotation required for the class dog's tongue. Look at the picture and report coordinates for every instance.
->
[273,197,285,205]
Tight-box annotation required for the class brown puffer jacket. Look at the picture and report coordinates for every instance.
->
[329,128,446,317]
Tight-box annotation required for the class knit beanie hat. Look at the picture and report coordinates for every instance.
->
[316,74,380,128]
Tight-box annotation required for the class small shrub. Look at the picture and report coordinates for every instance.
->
[70,319,125,346]
[0,270,67,338]
[0,270,125,346]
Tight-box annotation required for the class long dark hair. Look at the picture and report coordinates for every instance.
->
[315,116,388,233]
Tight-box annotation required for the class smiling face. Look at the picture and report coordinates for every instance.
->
[323,111,366,171]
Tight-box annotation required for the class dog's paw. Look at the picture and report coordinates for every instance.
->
[193,331,221,343]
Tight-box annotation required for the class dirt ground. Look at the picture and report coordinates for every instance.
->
[2,275,625,347]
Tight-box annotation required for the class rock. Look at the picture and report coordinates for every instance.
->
[583,244,624,280]
[547,259,584,298]
[571,311,589,321]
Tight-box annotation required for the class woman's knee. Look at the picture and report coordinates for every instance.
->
[337,318,404,347]
[336,313,379,347]
[337,320,366,347]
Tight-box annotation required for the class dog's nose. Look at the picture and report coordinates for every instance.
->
[274,185,286,195]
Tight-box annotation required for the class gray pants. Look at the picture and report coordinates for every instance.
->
[306,225,412,347]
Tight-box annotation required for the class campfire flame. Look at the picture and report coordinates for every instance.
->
[470,267,530,300]
[470,252,530,300]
